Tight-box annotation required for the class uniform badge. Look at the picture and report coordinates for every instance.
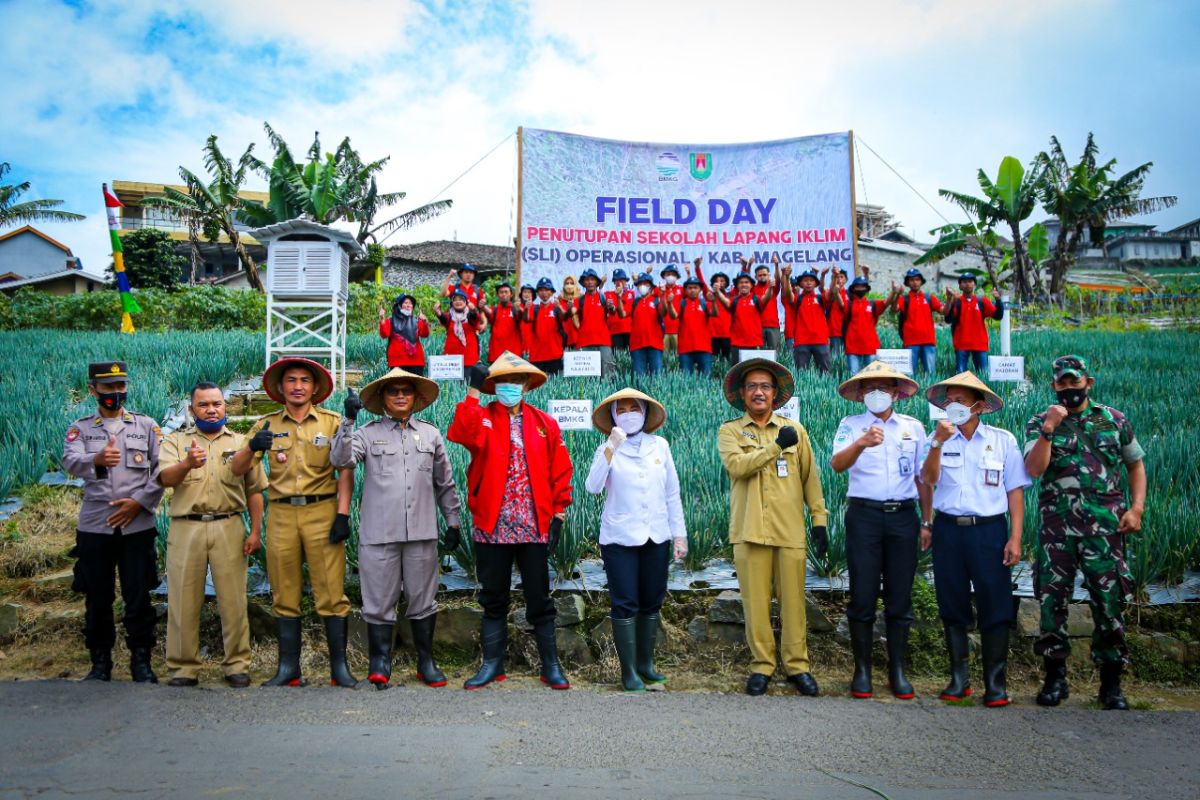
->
[222,450,236,463]
[655,458,662,465]
[313,433,329,447]
[537,427,547,437]
[276,451,288,463]
[133,452,144,464]
[741,431,757,440]
[412,434,420,441]
[66,427,80,442]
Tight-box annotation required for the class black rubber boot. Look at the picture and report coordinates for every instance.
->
[411,615,447,687]
[323,615,358,688]
[848,620,874,699]
[464,617,508,690]
[886,623,914,699]
[129,647,158,684]
[1098,662,1129,710]
[262,617,304,687]
[981,627,1010,707]
[634,613,667,686]
[82,649,112,682]
[611,617,646,692]
[534,621,570,690]
[365,622,394,690]
[939,624,972,701]
[1035,657,1069,706]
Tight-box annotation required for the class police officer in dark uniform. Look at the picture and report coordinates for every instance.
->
[61,361,165,683]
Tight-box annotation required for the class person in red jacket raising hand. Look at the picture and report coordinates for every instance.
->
[448,352,574,691]
[835,273,887,374]
[888,268,944,376]
[944,270,1004,373]
[482,282,525,362]
[378,294,431,374]
[781,266,832,373]
[715,271,774,362]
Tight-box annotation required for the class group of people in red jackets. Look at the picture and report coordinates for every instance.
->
[378,259,1004,379]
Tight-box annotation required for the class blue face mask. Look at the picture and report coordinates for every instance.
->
[194,415,227,434]
[495,383,524,407]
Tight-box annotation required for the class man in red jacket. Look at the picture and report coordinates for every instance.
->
[483,283,524,362]
[889,268,944,375]
[657,265,684,353]
[781,267,832,373]
[605,269,635,352]
[441,263,486,309]
[569,268,617,376]
[526,277,567,374]
[715,271,773,361]
[676,277,718,375]
[945,271,1004,373]
[753,257,783,351]
[836,275,887,373]
[824,266,849,364]
[448,352,574,691]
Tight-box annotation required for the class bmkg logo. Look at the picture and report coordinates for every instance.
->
[655,152,681,181]
[689,152,712,181]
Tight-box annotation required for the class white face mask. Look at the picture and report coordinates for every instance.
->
[615,411,645,436]
[664,275,678,286]
[945,402,975,426]
[864,389,893,414]
[637,284,651,297]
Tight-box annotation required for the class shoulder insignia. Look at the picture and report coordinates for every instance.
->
[66,427,81,442]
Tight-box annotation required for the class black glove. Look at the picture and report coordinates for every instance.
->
[810,525,828,560]
[547,517,562,554]
[776,424,799,449]
[343,388,363,422]
[468,361,490,391]
[249,420,273,453]
[443,525,461,552]
[329,513,352,544]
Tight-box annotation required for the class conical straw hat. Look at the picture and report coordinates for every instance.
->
[480,351,548,394]
[359,367,439,416]
[592,387,666,434]
[837,360,920,402]
[925,370,1003,414]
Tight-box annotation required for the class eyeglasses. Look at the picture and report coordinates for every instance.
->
[384,385,416,397]
[743,382,776,393]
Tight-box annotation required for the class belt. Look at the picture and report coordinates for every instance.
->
[848,497,917,513]
[180,512,240,522]
[937,512,1007,527]
[270,493,336,506]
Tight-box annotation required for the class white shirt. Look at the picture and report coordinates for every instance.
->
[832,410,925,501]
[585,434,686,546]
[922,422,1031,516]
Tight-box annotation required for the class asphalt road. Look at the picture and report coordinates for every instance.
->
[1,678,1197,800]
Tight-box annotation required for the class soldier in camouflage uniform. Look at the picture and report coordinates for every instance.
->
[1024,355,1147,710]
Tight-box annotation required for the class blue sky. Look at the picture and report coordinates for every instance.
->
[3,0,1198,274]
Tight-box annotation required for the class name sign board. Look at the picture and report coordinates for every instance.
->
[988,356,1025,382]
[776,396,800,421]
[875,349,913,375]
[563,351,602,377]
[738,349,777,363]
[428,355,464,381]
[548,399,593,431]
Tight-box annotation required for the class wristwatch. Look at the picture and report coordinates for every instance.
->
[921,520,933,530]
[929,439,943,450]
[1041,428,1055,441]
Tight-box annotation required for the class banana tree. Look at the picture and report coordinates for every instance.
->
[914,220,1002,286]
[0,162,85,228]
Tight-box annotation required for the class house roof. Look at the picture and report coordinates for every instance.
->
[1167,217,1200,235]
[0,268,106,291]
[111,180,269,205]
[246,219,365,256]
[386,240,515,270]
[0,225,74,253]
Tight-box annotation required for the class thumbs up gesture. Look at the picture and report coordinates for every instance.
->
[343,388,363,422]
[249,420,274,453]
[94,435,121,467]
[185,438,207,469]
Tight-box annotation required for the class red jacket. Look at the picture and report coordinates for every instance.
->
[379,317,430,368]
[729,293,764,348]
[447,396,573,538]
[843,297,886,356]
[529,301,565,362]
[898,291,943,347]
[826,289,848,338]
[658,285,683,334]
[948,294,1000,351]
[486,303,524,361]
[677,297,713,354]
[790,290,829,346]
[437,310,483,367]
[753,282,780,329]
[559,298,578,347]
[573,292,613,347]
[606,289,634,335]
[630,295,666,351]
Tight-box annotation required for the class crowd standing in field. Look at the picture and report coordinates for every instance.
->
[60,261,1147,710]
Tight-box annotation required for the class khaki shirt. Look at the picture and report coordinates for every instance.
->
[248,407,342,497]
[331,416,461,544]
[158,427,268,516]
[61,410,165,534]
[717,413,828,548]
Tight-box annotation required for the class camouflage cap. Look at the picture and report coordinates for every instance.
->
[1052,354,1089,381]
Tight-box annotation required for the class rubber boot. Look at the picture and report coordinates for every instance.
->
[1035,657,1069,707]
[365,622,394,689]
[464,617,507,690]
[611,617,646,692]
[534,621,570,690]
[129,647,158,684]
[82,649,112,682]
[886,623,914,700]
[1098,662,1129,710]
[848,620,874,699]
[980,627,1010,707]
[634,613,668,686]
[262,617,304,687]
[323,615,358,688]
[411,615,447,687]
[939,624,972,701]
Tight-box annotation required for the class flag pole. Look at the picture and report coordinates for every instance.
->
[103,183,141,334]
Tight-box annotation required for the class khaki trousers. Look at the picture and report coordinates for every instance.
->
[733,541,809,676]
[166,516,250,679]
[266,500,349,618]
[359,540,439,625]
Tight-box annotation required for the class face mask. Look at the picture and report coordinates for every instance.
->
[615,411,645,436]
[97,390,126,411]
[194,415,227,434]
[495,383,523,407]
[637,284,651,297]
[852,289,868,299]
[665,275,677,286]
[1056,387,1088,409]
[945,402,974,426]
[399,307,412,317]
[864,389,893,414]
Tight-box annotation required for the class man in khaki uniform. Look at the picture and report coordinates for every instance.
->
[231,358,356,688]
[157,381,267,688]
[717,358,828,697]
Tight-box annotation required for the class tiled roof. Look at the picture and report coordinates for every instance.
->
[386,240,514,270]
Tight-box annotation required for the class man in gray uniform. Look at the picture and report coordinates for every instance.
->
[61,361,165,683]
[333,367,462,689]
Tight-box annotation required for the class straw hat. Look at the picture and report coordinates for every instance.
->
[837,360,920,402]
[263,357,333,405]
[723,357,795,411]
[925,370,1003,414]
[480,351,548,394]
[359,367,439,416]
[592,387,667,435]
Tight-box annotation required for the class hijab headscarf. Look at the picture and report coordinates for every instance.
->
[611,398,648,451]
[447,293,470,347]
[391,294,419,357]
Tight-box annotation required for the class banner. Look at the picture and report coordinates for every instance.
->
[519,128,855,289]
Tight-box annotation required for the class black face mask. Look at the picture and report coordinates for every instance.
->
[98,390,127,411]
[1056,387,1088,409]
[852,289,868,298]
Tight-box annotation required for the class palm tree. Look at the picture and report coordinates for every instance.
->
[1037,133,1177,296]
[143,136,264,292]
[0,162,85,228]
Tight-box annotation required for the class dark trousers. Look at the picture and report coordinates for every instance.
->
[475,541,555,626]
[611,333,630,352]
[793,344,832,372]
[711,338,732,362]
[844,503,919,625]
[532,359,563,376]
[401,365,426,376]
[955,350,988,372]
[600,540,671,619]
[72,528,158,651]
[679,351,713,376]
[931,515,1014,634]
